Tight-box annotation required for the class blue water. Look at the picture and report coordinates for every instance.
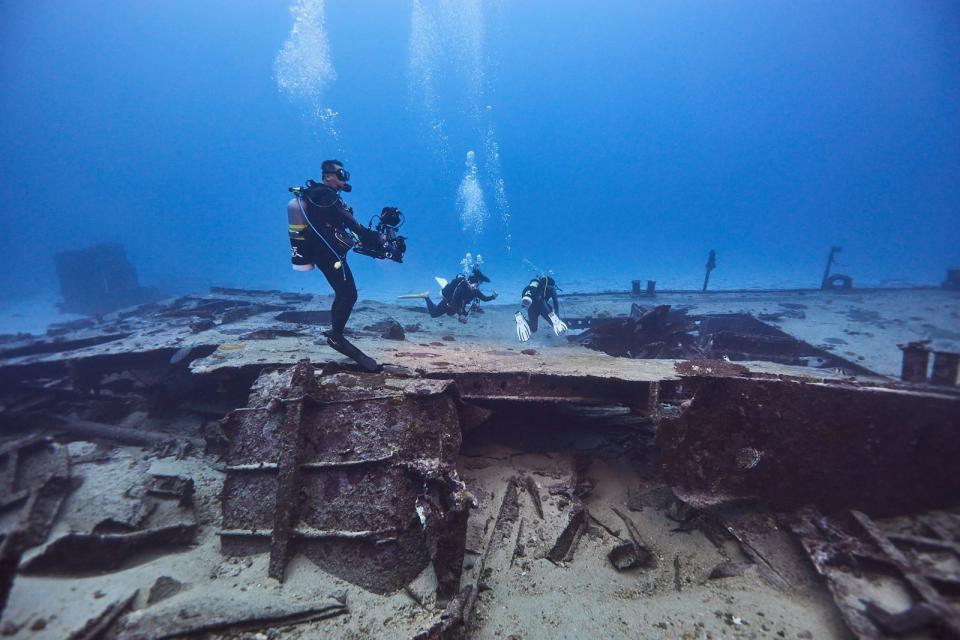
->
[2,1,959,322]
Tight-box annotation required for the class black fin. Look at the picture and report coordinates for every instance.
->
[326,334,380,373]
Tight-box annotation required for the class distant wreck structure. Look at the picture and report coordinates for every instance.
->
[821,245,853,291]
[54,242,161,315]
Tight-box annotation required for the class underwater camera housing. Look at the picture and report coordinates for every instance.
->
[354,206,407,263]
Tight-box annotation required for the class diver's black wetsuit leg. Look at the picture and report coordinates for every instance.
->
[538,303,555,333]
[317,257,357,336]
[527,304,541,333]
[315,259,377,372]
[425,298,450,318]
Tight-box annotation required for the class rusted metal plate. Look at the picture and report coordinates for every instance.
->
[438,371,660,412]
[659,377,960,516]
[785,506,960,639]
[219,361,464,594]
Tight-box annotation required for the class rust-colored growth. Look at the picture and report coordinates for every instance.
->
[659,376,960,517]
[673,359,749,379]
[900,341,932,383]
[930,351,960,386]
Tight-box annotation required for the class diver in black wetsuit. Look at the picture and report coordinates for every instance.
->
[288,159,384,370]
[423,268,498,323]
[514,276,567,341]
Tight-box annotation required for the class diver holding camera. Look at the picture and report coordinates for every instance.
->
[287,159,406,371]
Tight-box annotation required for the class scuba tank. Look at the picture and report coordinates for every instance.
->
[288,198,315,272]
[287,189,353,274]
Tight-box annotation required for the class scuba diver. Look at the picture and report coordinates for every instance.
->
[287,159,405,372]
[515,275,567,341]
[401,259,498,323]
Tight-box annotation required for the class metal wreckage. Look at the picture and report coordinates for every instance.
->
[0,287,959,639]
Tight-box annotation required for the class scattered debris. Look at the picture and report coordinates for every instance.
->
[509,517,526,567]
[67,590,138,640]
[147,576,187,605]
[415,478,523,639]
[787,506,960,639]
[32,414,201,450]
[364,318,406,340]
[20,524,197,575]
[575,306,872,374]
[610,507,656,570]
[146,475,194,507]
[608,541,643,571]
[113,588,347,640]
[0,438,73,615]
[522,476,543,519]
[547,506,587,564]
[708,560,751,580]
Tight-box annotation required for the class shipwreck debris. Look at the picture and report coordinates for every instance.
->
[146,475,194,507]
[146,576,187,605]
[67,590,138,640]
[708,560,751,580]
[899,340,932,383]
[610,507,656,571]
[944,268,960,290]
[523,475,544,519]
[19,524,197,575]
[0,438,73,615]
[608,541,643,571]
[219,360,467,594]
[787,506,960,639]
[660,375,960,516]
[414,477,522,639]
[931,350,960,387]
[54,243,161,315]
[547,506,587,564]
[574,306,873,374]
[364,318,406,340]
[703,250,717,292]
[820,245,853,291]
[112,588,347,640]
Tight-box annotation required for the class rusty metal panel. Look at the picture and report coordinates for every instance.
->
[440,371,656,411]
[219,361,464,594]
[659,376,960,517]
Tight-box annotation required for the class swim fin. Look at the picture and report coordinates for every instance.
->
[397,291,430,299]
[434,276,448,291]
[324,332,380,372]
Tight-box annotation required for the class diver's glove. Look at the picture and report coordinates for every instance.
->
[515,312,531,342]
[548,312,568,336]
